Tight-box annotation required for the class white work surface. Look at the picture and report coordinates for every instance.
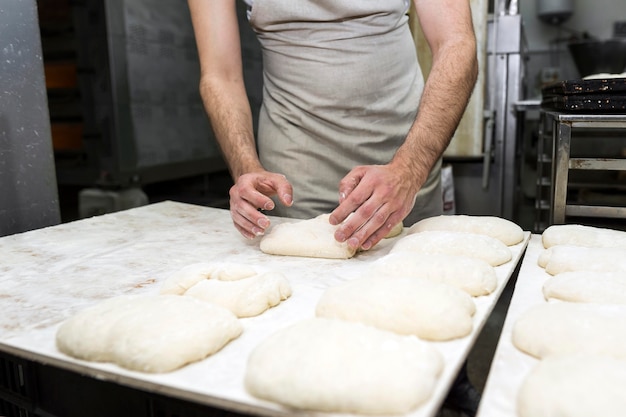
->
[477,234,548,417]
[0,201,530,417]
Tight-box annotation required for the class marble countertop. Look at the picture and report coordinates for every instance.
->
[0,201,530,417]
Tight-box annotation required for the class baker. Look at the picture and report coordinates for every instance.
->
[188,0,479,414]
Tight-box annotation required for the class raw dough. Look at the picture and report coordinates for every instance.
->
[517,354,626,417]
[160,262,257,295]
[185,271,292,317]
[408,214,524,246]
[541,224,626,249]
[316,275,475,341]
[260,214,357,259]
[244,318,443,415]
[543,271,626,304]
[161,262,292,317]
[538,245,626,274]
[385,221,404,238]
[512,302,626,360]
[390,230,512,266]
[368,252,497,296]
[56,295,242,373]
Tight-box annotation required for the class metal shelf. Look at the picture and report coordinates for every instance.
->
[538,111,626,227]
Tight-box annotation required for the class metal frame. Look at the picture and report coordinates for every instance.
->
[543,111,626,224]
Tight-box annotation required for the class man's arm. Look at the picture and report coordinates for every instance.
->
[188,0,292,238]
[330,0,478,250]
[188,0,257,178]
[393,0,478,187]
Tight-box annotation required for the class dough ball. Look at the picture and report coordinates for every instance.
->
[56,295,242,373]
[538,245,626,275]
[542,224,626,249]
[316,275,475,341]
[408,214,524,246]
[517,354,626,417]
[391,230,512,266]
[244,318,443,415]
[260,214,356,259]
[185,271,292,317]
[369,252,497,296]
[543,271,626,304]
[512,302,626,360]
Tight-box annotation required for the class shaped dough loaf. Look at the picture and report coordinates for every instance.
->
[538,245,626,274]
[316,275,475,341]
[245,318,443,415]
[543,271,626,304]
[512,302,626,360]
[56,295,242,373]
[391,230,512,266]
[260,214,356,259]
[542,224,626,249]
[408,214,524,246]
[185,271,292,317]
[368,252,497,296]
[518,354,626,417]
[161,263,292,317]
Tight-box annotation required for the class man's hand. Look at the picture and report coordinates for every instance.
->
[229,171,293,239]
[329,164,418,251]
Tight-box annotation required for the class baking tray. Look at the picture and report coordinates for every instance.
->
[476,235,550,417]
[541,94,626,112]
[542,78,626,96]
[541,78,626,112]
[0,201,530,417]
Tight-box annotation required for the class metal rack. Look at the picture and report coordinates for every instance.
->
[535,111,626,231]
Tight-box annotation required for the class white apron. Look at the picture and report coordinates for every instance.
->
[248,0,442,225]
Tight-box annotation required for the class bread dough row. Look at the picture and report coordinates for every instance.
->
[260,213,522,260]
[516,223,626,416]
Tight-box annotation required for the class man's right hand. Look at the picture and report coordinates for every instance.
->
[229,171,293,239]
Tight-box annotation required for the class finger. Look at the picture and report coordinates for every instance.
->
[330,181,372,227]
[230,202,270,238]
[360,213,405,250]
[333,197,378,245]
[271,176,293,207]
[344,205,389,250]
[337,169,364,204]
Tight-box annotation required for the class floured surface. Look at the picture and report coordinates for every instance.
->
[0,201,529,417]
